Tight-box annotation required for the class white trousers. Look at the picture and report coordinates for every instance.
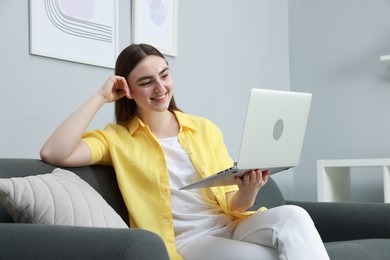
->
[179,205,330,260]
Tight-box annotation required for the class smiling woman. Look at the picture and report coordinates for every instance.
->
[40,43,330,260]
[114,44,181,125]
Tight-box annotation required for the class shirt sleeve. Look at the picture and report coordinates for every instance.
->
[81,130,112,166]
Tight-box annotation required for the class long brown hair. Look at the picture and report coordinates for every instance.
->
[114,43,181,125]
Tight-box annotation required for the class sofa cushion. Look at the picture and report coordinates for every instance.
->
[325,239,390,260]
[0,168,128,228]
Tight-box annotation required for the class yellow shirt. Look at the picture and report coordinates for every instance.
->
[82,111,262,260]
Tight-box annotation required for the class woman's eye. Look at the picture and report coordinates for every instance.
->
[139,81,151,87]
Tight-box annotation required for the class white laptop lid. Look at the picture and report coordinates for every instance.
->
[179,88,312,189]
[236,88,312,170]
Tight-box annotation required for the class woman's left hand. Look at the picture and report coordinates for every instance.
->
[235,169,270,194]
[226,169,270,212]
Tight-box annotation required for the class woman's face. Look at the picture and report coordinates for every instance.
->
[127,55,173,116]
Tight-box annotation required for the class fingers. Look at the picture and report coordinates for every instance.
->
[246,170,268,182]
[242,171,256,183]
[236,169,269,187]
[97,75,131,102]
[262,170,270,183]
[114,76,131,99]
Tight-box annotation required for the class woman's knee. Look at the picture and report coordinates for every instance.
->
[281,205,310,217]
[283,205,311,219]
[267,205,313,226]
[278,205,315,227]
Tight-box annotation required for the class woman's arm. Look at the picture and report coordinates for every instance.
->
[226,169,270,212]
[40,75,130,167]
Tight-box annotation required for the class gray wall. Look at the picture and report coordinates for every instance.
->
[0,1,293,196]
[4,0,389,202]
[289,0,390,201]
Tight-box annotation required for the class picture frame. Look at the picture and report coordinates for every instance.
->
[29,0,118,68]
[132,0,178,56]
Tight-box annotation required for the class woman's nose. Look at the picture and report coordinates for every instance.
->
[154,79,165,91]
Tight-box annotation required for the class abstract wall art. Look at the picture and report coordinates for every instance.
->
[29,0,118,68]
[132,0,178,56]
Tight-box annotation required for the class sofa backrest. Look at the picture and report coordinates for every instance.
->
[0,159,287,224]
[0,159,129,224]
[248,177,287,211]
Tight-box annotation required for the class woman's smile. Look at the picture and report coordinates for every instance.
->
[151,92,168,101]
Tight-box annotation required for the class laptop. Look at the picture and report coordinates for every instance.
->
[179,88,312,190]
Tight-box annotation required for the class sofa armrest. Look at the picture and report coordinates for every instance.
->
[0,223,169,260]
[287,200,390,242]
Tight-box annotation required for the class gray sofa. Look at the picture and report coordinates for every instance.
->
[1,158,390,259]
[0,159,169,260]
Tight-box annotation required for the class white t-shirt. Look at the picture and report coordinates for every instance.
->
[158,136,232,249]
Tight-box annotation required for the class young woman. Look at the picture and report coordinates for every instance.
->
[40,43,329,260]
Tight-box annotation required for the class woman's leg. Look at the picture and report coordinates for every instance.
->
[179,235,278,260]
[229,205,329,260]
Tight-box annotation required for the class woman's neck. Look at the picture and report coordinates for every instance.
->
[138,110,180,139]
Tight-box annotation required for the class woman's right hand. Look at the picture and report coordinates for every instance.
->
[96,75,131,103]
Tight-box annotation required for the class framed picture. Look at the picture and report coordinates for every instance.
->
[132,0,178,56]
[29,0,118,68]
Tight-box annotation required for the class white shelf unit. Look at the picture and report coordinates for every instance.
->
[380,55,390,61]
[317,158,390,203]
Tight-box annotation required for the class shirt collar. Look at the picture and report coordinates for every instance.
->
[127,116,144,136]
[127,110,197,136]
[173,111,197,132]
